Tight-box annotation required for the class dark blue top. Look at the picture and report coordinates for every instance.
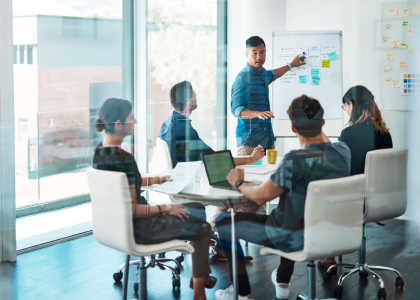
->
[266,142,351,252]
[231,63,277,148]
[159,111,215,167]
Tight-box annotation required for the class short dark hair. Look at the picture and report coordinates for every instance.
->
[95,98,133,133]
[170,81,193,111]
[246,36,266,49]
[287,95,324,137]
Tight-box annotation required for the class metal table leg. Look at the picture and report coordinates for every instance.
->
[228,198,238,300]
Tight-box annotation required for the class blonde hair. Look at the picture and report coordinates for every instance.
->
[348,101,389,134]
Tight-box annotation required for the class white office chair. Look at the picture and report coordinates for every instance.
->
[156,137,173,171]
[323,148,408,300]
[260,174,366,300]
[87,168,194,300]
[121,141,131,154]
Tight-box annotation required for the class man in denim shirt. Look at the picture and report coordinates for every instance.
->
[231,36,306,155]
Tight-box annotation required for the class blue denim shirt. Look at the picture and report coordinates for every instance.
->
[231,63,277,148]
[159,111,214,167]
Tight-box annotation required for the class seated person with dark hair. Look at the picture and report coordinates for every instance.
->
[159,81,265,262]
[214,95,352,300]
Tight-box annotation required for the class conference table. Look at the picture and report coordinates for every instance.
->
[148,158,281,300]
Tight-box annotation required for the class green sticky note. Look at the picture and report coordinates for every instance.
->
[299,75,307,84]
[311,68,319,76]
[322,60,330,68]
[312,76,321,85]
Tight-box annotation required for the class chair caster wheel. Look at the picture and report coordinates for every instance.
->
[395,276,404,288]
[134,282,139,293]
[322,272,332,282]
[378,288,386,299]
[174,265,181,275]
[113,271,123,282]
[175,255,184,264]
[333,285,343,298]
[359,269,369,279]
[158,253,166,258]
[209,254,218,264]
[172,277,181,289]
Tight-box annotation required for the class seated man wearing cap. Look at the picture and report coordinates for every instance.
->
[214,95,352,300]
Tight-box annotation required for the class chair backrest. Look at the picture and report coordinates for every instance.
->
[303,174,366,260]
[87,167,136,254]
[364,148,408,223]
[121,142,131,154]
[156,137,173,171]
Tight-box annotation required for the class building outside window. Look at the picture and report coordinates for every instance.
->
[13,46,17,64]
[19,118,28,142]
[26,45,33,64]
[19,45,24,64]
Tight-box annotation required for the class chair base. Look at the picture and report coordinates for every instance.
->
[297,261,337,300]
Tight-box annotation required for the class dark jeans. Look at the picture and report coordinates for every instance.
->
[215,212,295,297]
[134,203,211,278]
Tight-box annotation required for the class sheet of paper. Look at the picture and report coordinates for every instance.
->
[407,48,415,56]
[399,61,407,69]
[385,77,393,85]
[310,68,319,76]
[413,6,420,14]
[298,75,307,84]
[385,21,393,30]
[322,60,330,68]
[382,33,391,42]
[383,63,391,72]
[392,79,401,87]
[391,40,399,49]
[386,53,394,61]
[403,8,411,16]
[311,76,321,85]
[399,40,409,49]
[389,7,398,15]
[151,161,202,194]
[328,51,337,60]
[402,19,410,27]
[242,166,277,175]
[407,28,415,36]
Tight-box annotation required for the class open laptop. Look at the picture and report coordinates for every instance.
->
[202,150,258,191]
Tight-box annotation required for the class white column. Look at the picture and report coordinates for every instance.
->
[0,0,17,262]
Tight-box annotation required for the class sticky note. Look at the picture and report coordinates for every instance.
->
[399,61,407,69]
[402,19,410,27]
[391,40,399,49]
[383,63,391,72]
[311,76,321,85]
[403,8,411,16]
[322,60,330,68]
[392,79,401,87]
[399,40,409,49]
[407,48,415,56]
[382,33,391,42]
[328,51,338,60]
[386,53,394,61]
[413,6,420,14]
[407,28,415,36]
[389,7,398,15]
[385,77,393,85]
[299,75,307,84]
[311,68,319,76]
[385,21,393,30]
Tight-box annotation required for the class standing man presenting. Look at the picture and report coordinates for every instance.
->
[231,36,306,155]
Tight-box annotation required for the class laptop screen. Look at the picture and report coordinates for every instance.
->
[202,151,235,184]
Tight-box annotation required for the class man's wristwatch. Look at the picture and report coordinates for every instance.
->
[234,179,244,189]
[287,62,293,70]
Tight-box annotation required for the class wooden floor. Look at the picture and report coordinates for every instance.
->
[1,219,420,300]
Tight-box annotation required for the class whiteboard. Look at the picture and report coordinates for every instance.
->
[272,30,343,120]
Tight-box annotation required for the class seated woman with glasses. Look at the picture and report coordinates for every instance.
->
[318,85,393,273]
[93,98,216,300]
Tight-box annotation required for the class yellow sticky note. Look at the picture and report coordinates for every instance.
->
[392,79,400,87]
[383,63,391,72]
[407,48,415,56]
[322,60,330,68]
[391,40,399,49]
[386,53,394,61]
[403,8,411,16]
[385,21,393,30]
[407,28,415,36]
[385,77,393,85]
[389,7,398,15]
[402,19,410,27]
[413,6,420,14]
[382,33,391,42]
[399,61,407,69]
[399,40,409,49]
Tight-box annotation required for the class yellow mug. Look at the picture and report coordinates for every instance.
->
[266,149,278,164]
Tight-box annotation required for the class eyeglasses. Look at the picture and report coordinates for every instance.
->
[341,104,346,111]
